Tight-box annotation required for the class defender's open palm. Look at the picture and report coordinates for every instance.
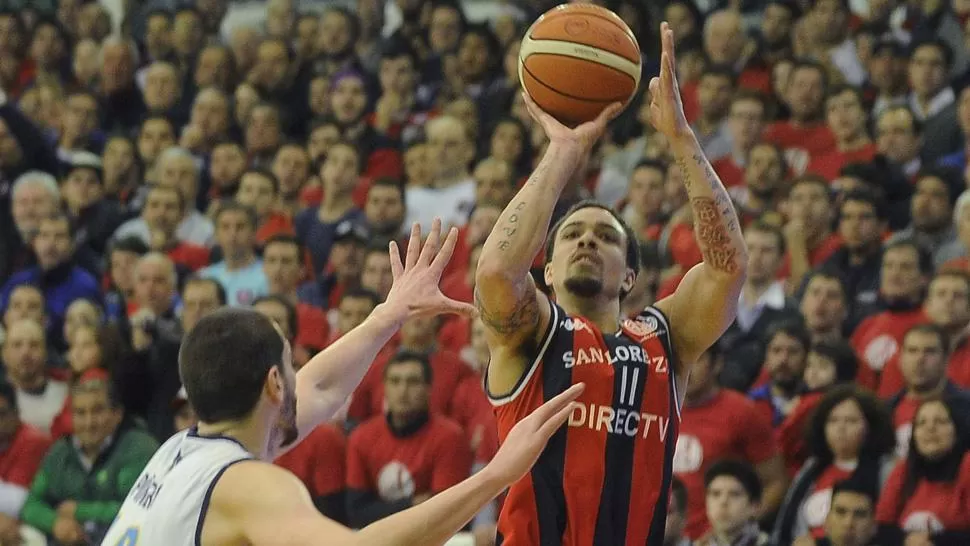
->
[647,22,690,139]
[521,91,622,151]
[387,219,477,318]
[487,383,585,484]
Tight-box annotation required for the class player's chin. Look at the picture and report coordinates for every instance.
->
[563,276,604,298]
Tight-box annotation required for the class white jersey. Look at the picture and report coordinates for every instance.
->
[99,428,254,546]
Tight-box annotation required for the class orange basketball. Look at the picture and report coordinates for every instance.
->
[519,3,642,126]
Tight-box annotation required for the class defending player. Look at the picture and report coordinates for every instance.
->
[474,23,749,545]
[100,220,587,546]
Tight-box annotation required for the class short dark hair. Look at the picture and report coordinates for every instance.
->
[787,174,831,200]
[883,238,934,276]
[240,168,280,194]
[340,287,381,308]
[109,236,149,256]
[252,294,298,342]
[182,275,228,306]
[701,64,738,87]
[0,380,17,411]
[179,308,286,423]
[879,105,922,135]
[831,476,877,506]
[789,59,829,89]
[214,201,258,229]
[745,220,786,256]
[910,38,954,68]
[902,322,950,354]
[368,176,405,200]
[544,201,641,299]
[764,318,811,353]
[632,159,667,178]
[810,339,858,383]
[840,188,888,221]
[825,84,864,107]
[263,234,302,256]
[704,459,763,502]
[806,385,895,465]
[385,351,433,384]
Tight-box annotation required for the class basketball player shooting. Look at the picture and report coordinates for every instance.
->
[100,219,588,546]
[475,23,749,545]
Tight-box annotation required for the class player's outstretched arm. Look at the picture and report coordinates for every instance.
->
[475,96,621,393]
[648,22,748,369]
[211,384,585,546]
[283,220,474,456]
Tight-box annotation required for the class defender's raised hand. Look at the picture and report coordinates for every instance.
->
[647,22,691,140]
[386,218,477,318]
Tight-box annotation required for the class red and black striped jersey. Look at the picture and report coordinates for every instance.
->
[488,299,682,546]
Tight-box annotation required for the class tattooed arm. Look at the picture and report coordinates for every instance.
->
[475,96,621,396]
[648,23,748,370]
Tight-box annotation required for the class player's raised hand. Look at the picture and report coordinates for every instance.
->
[521,91,622,152]
[647,22,690,140]
[484,383,585,485]
[386,218,477,318]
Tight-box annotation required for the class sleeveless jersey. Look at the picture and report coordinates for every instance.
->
[488,301,682,546]
[99,428,253,546]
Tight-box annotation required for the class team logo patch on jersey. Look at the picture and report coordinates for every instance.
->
[624,318,655,338]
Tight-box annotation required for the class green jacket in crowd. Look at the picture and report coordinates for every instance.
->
[20,420,159,537]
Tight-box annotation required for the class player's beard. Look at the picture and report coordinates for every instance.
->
[564,276,603,298]
[275,379,299,449]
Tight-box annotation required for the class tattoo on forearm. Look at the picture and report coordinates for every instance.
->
[495,201,528,252]
[692,197,741,273]
[474,287,539,335]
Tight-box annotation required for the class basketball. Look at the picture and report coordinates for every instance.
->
[519,3,642,126]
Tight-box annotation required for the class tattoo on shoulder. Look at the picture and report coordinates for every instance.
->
[691,197,741,274]
[474,287,539,335]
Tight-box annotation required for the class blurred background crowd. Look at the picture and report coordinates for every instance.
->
[0,0,968,544]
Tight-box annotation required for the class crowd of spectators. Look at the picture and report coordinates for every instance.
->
[0,0,970,544]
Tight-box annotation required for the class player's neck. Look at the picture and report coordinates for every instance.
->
[558,294,621,333]
[196,418,267,458]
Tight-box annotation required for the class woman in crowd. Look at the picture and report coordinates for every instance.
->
[875,397,970,545]
[772,385,896,545]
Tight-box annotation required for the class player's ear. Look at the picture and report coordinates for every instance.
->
[543,261,554,289]
[622,268,636,294]
[265,365,285,404]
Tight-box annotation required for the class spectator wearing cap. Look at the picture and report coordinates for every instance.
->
[406,115,476,232]
[60,151,129,260]
[200,202,269,307]
[20,376,158,545]
[3,171,60,280]
[875,106,924,181]
[295,141,367,277]
[0,213,101,349]
[908,39,962,162]
[890,167,961,262]
[866,39,910,118]
[262,235,330,354]
[234,169,295,246]
[300,219,368,311]
[806,86,877,182]
[0,320,69,435]
[764,61,837,175]
[0,379,52,546]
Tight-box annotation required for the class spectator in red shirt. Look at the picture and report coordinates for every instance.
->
[620,159,668,242]
[360,245,395,303]
[674,346,788,540]
[0,380,52,544]
[800,271,850,343]
[363,178,406,249]
[703,10,771,94]
[326,288,379,348]
[263,235,329,353]
[771,386,895,546]
[765,60,836,175]
[807,86,877,182]
[345,352,471,527]
[440,242,480,305]
[276,423,349,524]
[749,320,811,427]
[712,90,768,190]
[850,239,930,391]
[780,175,841,290]
[875,106,923,181]
[876,398,970,544]
[235,169,295,246]
[141,185,210,272]
[878,270,970,397]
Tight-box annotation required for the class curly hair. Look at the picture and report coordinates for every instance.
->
[805,384,895,465]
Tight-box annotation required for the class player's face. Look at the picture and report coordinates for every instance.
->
[705,476,757,537]
[545,207,635,301]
